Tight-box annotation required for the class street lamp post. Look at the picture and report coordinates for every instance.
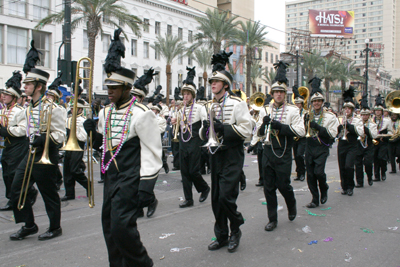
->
[296,46,300,86]
[362,39,372,107]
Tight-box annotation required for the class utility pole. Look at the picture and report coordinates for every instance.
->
[64,0,72,87]
[363,39,371,107]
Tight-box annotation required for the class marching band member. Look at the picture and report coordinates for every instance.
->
[388,112,400,174]
[0,71,36,211]
[200,51,252,253]
[61,99,89,201]
[83,29,162,265]
[292,85,307,182]
[337,86,364,196]
[196,87,210,175]
[170,96,182,171]
[257,61,305,231]
[373,95,392,181]
[304,77,338,208]
[10,41,66,240]
[355,93,377,187]
[171,67,210,208]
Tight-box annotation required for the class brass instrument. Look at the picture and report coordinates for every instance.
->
[17,99,54,210]
[0,115,9,149]
[249,92,265,108]
[264,105,272,145]
[232,89,247,102]
[202,103,223,152]
[291,86,310,110]
[62,57,94,208]
[385,90,400,114]
[305,111,312,138]
[172,108,180,142]
[341,115,348,141]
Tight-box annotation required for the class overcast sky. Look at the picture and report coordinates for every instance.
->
[255,0,297,51]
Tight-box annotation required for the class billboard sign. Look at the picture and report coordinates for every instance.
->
[309,10,354,38]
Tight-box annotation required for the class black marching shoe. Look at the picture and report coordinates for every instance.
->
[341,189,348,195]
[299,175,305,181]
[98,179,104,184]
[227,230,242,253]
[306,202,319,208]
[389,171,396,174]
[163,163,169,174]
[265,221,277,232]
[355,184,363,188]
[208,239,229,251]
[38,227,62,241]
[146,199,158,218]
[347,189,354,196]
[30,189,38,206]
[373,174,380,182]
[60,196,75,202]
[0,202,12,211]
[240,179,246,191]
[10,224,39,240]
[368,178,373,186]
[199,187,210,203]
[381,174,386,181]
[179,199,194,208]
[288,204,297,221]
[293,176,301,181]
[255,181,264,187]
[320,187,328,204]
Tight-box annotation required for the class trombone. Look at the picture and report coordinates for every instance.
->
[17,99,55,210]
[61,57,95,208]
[0,115,9,149]
[203,103,223,153]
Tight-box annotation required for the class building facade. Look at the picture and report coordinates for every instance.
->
[187,0,254,21]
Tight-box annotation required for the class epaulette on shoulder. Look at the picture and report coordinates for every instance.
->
[325,111,335,116]
[15,104,24,110]
[229,95,242,102]
[135,102,149,111]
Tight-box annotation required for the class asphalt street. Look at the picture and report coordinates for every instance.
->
[0,144,399,267]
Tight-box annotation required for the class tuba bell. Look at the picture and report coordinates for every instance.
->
[249,92,265,108]
[292,86,309,110]
[385,90,400,114]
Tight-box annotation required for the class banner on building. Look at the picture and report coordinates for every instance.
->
[172,0,188,5]
[309,10,354,38]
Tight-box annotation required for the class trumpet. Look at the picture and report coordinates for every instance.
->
[172,111,180,142]
[17,99,54,210]
[264,105,272,145]
[305,111,312,138]
[341,116,348,141]
[0,115,9,149]
[202,103,223,152]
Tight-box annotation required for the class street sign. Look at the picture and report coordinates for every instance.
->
[333,90,342,93]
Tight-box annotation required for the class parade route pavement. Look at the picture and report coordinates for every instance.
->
[0,144,399,266]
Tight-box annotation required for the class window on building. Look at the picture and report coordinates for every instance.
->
[155,46,160,60]
[8,27,27,65]
[258,85,262,92]
[178,27,183,40]
[131,39,137,56]
[167,25,172,35]
[271,53,274,63]
[188,30,193,43]
[188,55,192,66]
[0,26,3,63]
[102,34,110,53]
[178,73,183,87]
[83,30,88,49]
[144,41,149,58]
[155,21,161,35]
[155,73,160,88]
[265,85,268,93]
[276,55,279,62]
[103,14,110,24]
[178,53,183,64]
[32,31,50,68]
[265,52,268,62]
[33,0,49,20]
[144,19,150,33]
[9,0,26,17]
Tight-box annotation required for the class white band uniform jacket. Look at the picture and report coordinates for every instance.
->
[66,113,87,143]
[309,110,339,142]
[199,95,252,145]
[1,104,26,138]
[98,101,162,180]
[25,97,66,144]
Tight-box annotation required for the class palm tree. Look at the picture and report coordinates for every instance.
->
[390,78,400,90]
[151,34,187,105]
[246,61,265,92]
[317,57,340,103]
[193,8,239,54]
[262,68,276,92]
[227,21,274,96]
[336,60,363,90]
[193,47,213,89]
[35,0,142,93]
[302,49,324,82]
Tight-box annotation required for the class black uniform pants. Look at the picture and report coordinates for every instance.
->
[1,140,28,201]
[11,146,61,230]
[171,141,180,169]
[388,142,398,172]
[257,142,264,182]
[63,150,88,197]
[305,144,329,204]
[263,145,296,222]
[180,139,209,201]
[374,141,388,178]
[102,139,153,267]
[210,145,244,241]
[200,147,210,172]
[355,143,374,185]
[338,141,357,191]
[293,138,306,178]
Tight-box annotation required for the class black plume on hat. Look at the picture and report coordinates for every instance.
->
[183,66,196,88]
[6,71,22,91]
[152,94,163,106]
[134,68,158,96]
[355,103,360,109]
[154,84,162,95]
[343,85,356,103]
[360,92,369,110]
[104,28,125,74]
[23,40,42,74]
[309,76,323,97]
[197,86,207,101]
[48,72,63,90]
[72,79,83,96]
[272,61,289,85]
[174,87,182,101]
[211,51,233,72]
[292,85,303,100]
[375,93,384,107]
[323,102,331,108]
[265,94,273,105]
